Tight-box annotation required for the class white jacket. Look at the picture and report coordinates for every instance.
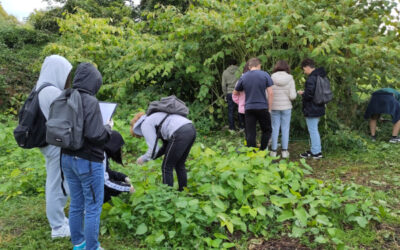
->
[271,71,296,110]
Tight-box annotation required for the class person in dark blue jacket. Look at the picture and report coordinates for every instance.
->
[298,58,326,159]
[364,88,400,143]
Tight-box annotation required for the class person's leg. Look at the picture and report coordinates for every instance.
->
[270,110,281,151]
[305,117,322,155]
[369,114,380,136]
[392,120,400,136]
[280,109,292,150]
[61,154,85,246]
[226,93,236,130]
[245,110,257,148]
[161,141,175,187]
[41,145,69,230]
[174,124,196,191]
[79,159,104,250]
[238,113,245,130]
[257,109,272,150]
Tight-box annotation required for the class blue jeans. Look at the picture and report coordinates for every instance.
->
[61,154,104,250]
[305,117,322,154]
[270,109,292,151]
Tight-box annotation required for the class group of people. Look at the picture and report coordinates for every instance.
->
[223,57,326,159]
[35,55,197,250]
[31,54,399,250]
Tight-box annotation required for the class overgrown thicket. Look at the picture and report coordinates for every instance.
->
[41,0,400,131]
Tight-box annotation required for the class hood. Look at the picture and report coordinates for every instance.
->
[132,115,147,137]
[72,62,102,95]
[104,131,125,165]
[271,71,293,87]
[310,67,327,78]
[226,65,239,74]
[36,55,72,90]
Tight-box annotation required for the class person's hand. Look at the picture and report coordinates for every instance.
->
[136,157,144,165]
[129,185,135,193]
[125,177,131,184]
[107,119,114,129]
[297,90,304,95]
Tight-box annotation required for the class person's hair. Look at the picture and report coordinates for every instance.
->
[130,112,145,137]
[243,62,250,74]
[64,71,73,89]
[272,60,291,74]
[229,58,238,65]
[301,58,315,68]
[248,57,261,68]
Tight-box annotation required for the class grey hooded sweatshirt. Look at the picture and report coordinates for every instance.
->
[221,65,239,95]
[62,63,111,162]
[36,55,73,120]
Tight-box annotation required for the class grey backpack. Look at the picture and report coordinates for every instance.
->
[46,88,84,150]
[146,95,189,117]
[313,76,333,105]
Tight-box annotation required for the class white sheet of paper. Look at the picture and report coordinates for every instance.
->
[99,102,117,125]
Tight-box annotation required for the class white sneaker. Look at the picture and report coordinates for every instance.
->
[51,223,70,239]
[270,151,277,157]
[281,150,289,158]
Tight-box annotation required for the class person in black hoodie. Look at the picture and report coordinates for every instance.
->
[298,58,326,159]
[61,63,111,250]
[103,131,134,203]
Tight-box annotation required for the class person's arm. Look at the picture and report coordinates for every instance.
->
[84,100,111,145]
[289,78,297,100]
[232,91,240,104]
[302,77,316,101]
[267,86,273,112]
[137,119,159,164]
[221,72,227,96]
[233,77,244,96]
[107,165,128,181]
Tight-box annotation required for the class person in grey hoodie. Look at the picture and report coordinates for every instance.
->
[221,59,241,130]
[36,55,72,239]
[269,60,297,158]
[131,111,196,191]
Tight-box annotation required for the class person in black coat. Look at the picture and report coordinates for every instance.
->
[297,58,326,159]
[103,131,134,203]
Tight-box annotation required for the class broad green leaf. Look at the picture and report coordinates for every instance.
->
[316,215,331,226]
[345,204,357,216]
[355,216,368,228]
[136,223,147,235]
[294,207,308,227]
[277,209,294,222]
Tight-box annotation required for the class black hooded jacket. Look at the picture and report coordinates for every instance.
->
[62,63,111,162]
[302,67,327,117]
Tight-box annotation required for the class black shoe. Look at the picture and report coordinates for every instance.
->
[389,136,400,143]
[371,135,376,142]
[312,152,323,159]
[300,151,312,158]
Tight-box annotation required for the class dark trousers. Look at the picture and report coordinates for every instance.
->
[245,109,272,150]
[238,113,245,130]
[162,124,196,191]
[226,93,238,130]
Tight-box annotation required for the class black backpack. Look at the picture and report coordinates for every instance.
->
[14,83,54,149]
[313,76,333,105]
[146,96,189,159]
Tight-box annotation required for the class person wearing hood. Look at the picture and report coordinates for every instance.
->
[61,63,112,250]
[103,130,134,203]
[130,111,196,191]
[36,55,72,239]
[298,58,326,159]
[269,60,297,158]
[222,59,242,131]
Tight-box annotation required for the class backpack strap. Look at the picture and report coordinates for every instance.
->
[36,82,55,93]
[151,114,170,159]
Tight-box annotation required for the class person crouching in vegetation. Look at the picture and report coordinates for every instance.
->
[61,63,112,250]
[269,60,297,158]
[103,131,135,203]
[364,88,400,143]
[130,112,196,191]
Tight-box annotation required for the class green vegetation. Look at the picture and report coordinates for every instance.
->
[0,0,400,249]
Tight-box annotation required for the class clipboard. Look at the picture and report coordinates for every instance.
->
[99,102,118,125]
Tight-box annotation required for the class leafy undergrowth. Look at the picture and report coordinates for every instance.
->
[1,116,399,249]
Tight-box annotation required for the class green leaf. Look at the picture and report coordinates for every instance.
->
[136,223,148,235]
[291,226,305,238]
[222,242,236,248]
[277,209,294,222]
[345,204,357,216]
[214,233,228,240]
[294,207,308,227]
[355,216,368,228]
[316,215,331,226]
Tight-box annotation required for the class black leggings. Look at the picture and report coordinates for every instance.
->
[245,109,272,150]
[161,123,196,191]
